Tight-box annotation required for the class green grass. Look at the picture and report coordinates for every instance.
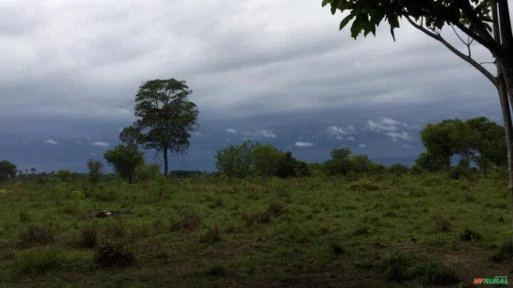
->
[0,173,511,287]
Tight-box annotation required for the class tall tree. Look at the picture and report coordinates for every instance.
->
[127,79,199,175]
[322,0,513,239]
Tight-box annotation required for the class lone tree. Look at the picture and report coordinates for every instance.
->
[124,79,199,175]
[322,0,513,236]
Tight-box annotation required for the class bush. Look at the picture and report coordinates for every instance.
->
[388,163,410,175]
[94,242,136,267]
[19,225,54,247]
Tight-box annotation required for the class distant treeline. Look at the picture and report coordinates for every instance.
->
[0,116,506,183]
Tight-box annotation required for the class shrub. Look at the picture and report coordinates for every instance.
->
[80,225,98,248]
[104,144,144,183]
[94,242,136,267]
[19,225,54,247]
[388,163,410,175]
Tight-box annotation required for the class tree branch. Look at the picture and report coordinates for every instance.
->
[406,16,497,87]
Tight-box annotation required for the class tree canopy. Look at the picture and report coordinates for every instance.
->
[124,78,199,175]
[104,144,144,183]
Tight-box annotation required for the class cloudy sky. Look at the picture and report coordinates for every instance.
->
[0,0,502,172]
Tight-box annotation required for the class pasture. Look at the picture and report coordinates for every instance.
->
[0,173,511,287]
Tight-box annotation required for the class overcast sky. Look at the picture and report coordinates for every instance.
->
[0,0,502,172]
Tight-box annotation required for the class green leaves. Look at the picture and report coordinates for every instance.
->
[322,0,494,40]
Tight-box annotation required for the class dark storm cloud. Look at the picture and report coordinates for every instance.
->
[0,0,502,171]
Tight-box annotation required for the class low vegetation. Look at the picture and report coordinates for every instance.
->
[0,171,510,287]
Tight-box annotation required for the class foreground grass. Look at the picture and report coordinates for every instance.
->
[0,173,511,287]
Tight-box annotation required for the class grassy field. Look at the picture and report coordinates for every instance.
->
[0,173,512,287]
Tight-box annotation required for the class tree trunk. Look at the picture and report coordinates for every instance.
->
[163,147,169,176]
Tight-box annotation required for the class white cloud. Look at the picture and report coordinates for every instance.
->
[92,141,109,147]
[226,128,237,134]
[367,117,406,132]
[358,143,367,148]
[327,125,354,140]
[245,129,277,139]
[294,141,314,148]
[387,131,412,142]
[44,139,58,145]
[346,136,356,141]
[402,144,412,149]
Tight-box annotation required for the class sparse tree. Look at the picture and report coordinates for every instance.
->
[0,160,17,182]
[87,160,104,184]
[104,144,144,183]
[125,79,199,176]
